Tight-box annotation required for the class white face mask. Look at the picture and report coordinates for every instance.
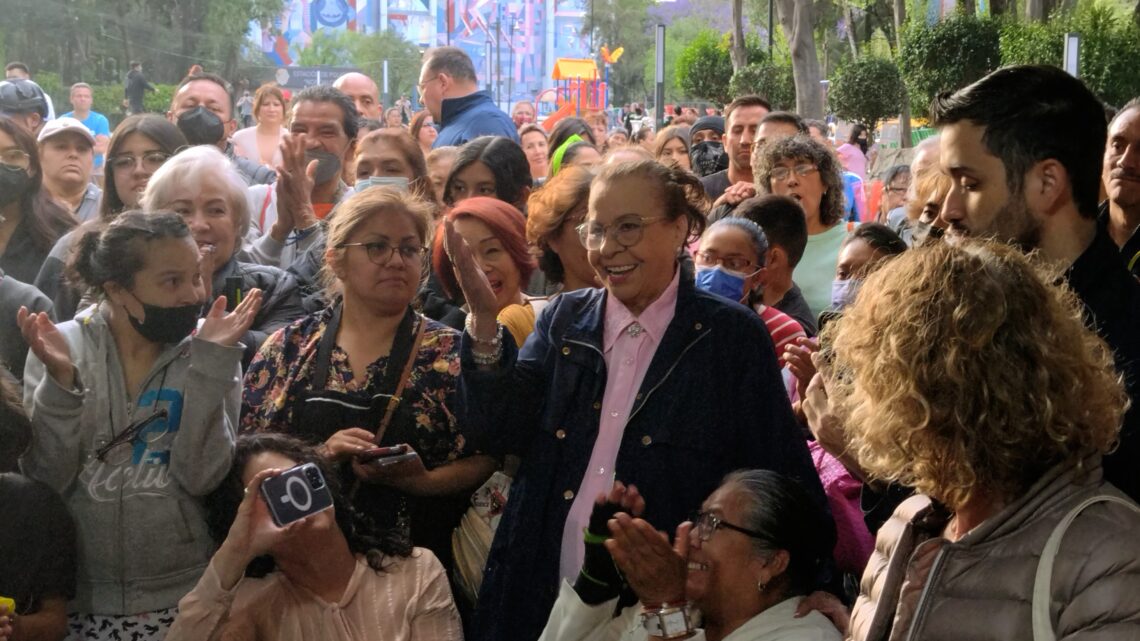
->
[830,278,861,311]
[355,175,410,192]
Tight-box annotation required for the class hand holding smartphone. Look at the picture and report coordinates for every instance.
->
[258,463,334,527]
[357,444,419,467]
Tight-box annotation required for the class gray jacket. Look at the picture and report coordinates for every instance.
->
[21,304,242,615]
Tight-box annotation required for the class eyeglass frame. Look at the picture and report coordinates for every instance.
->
[416,75,442,93]
[694,251,758,273]
[337,241,429,265]
[769,163,819,183]
[109,151,171,172]
[95,408,170,462]
[576,215,667,251]
[691,510,767,542]
[0,148,31,171]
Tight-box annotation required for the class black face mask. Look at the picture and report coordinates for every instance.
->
[177,106,226,146]
[0,164,32,207]
[305,149,343,185]
[126,292,202,344]
[690,140,728,178]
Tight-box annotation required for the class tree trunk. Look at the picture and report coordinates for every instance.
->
[894,0,912,147]
[1026,0,1045,21]
[731,0,748,71]
[843,2,858,58]
[775,0,824,118]
[960,0,976,16]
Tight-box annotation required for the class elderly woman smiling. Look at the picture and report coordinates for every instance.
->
[447,159,823,641]
[540,474,840,641]
[140,145,305,363]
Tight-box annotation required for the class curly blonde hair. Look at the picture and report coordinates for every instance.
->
[826,241,1126,510]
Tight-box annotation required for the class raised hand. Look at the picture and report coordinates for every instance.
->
[196,289,263,347]
[785,336,820,400]
[606,513,692,606]
[714,181,758,208]
[442,218,499,337]
[18,306,74,389]
[198,243,218,299]
[213,468,309,590]
[271,133,318,242]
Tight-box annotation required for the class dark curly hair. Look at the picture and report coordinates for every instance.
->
[753,135,846,227]
[205,433,412,578]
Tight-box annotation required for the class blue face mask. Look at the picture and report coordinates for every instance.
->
[696,266,753,302]
[355,175,410,192]
[830,278,861,311]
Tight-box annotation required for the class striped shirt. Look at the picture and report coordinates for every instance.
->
[756,304,807,367]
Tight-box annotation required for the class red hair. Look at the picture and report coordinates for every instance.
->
[433,197,537,300]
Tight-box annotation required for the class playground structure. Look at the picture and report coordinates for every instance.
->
[540,57,608,131]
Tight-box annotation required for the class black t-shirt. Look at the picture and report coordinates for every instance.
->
[700,170,732,203]
[0,474,76,614]
[774,283,818,337]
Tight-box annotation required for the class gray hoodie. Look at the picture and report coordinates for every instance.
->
[21,303,242,615]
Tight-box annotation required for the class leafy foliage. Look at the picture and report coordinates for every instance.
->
[729,61,796,110]
[828,56,905,129]
[898,14,1002,116]
[675,30,768,105]
[296,29,423,98]
[581,0,656,105]
[1000,4,1140,107]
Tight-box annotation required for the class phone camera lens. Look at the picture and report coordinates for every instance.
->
[306,468,323,489]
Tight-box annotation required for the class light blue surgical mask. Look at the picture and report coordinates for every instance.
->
[696,265,754,303]
[354,175,410,192]
[830,278,861,311]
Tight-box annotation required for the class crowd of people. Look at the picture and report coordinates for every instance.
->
[1,44,1140,641]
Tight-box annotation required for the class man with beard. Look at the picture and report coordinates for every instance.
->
[933,65,1140,500]
[1101,98,1140,279]
[700,95,770,203]
[167,72,275,186]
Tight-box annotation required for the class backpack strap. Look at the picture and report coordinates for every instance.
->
[1032,494,1140,641]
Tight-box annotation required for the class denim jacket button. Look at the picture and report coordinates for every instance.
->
[555,429,566,439]
[562,347,571,355]
[593,401,602,410]
[563,489,575,500]
[694,322,703,330]
[641,435,652,446]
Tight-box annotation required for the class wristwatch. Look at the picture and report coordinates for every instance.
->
[641,603,694,639]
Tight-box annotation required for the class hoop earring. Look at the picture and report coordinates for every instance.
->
[757,580,767,593]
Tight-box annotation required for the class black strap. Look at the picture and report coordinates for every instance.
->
[311,303,419,396]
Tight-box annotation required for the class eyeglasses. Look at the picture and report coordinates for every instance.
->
[694,251,755,273]
[338,241,428,265]
[95,409,170,464]
[770,164,819,183]
[576,215,666,251]
[417,75,441,93]
[0,148,30,170]
[691,511,767,543]
[109,151,171,173]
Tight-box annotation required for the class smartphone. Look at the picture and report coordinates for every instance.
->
[358,444,408,463]
[359,444,419,467]
[259,463,334,527]
[0,596,15,615]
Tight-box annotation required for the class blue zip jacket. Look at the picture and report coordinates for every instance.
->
[459,275,826,641]
[433,90,520,148]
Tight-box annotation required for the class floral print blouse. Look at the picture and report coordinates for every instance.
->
[241,307,467,468]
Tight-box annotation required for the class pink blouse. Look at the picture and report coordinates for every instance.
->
[166,550,463,641]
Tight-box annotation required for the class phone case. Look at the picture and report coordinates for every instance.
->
[259,463,334,527]
[358,444,408,462]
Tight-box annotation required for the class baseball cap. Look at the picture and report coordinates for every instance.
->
[0,78,49,118]
[37,117,96,145]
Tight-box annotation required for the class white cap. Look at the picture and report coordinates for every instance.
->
[36,116,95,145]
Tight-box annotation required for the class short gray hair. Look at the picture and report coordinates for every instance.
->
[140,145,251,247]
[70,82,92,94]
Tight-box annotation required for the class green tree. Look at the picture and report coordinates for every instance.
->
[1000,4,1140,107]
[898,14,1001,116]
[295,31,354,67]
[728,61,796,109]
[581,0,656,105]
[828,56,905,130]
[676,31,767,105]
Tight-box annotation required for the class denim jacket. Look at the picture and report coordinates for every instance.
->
[459,276,825,641]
